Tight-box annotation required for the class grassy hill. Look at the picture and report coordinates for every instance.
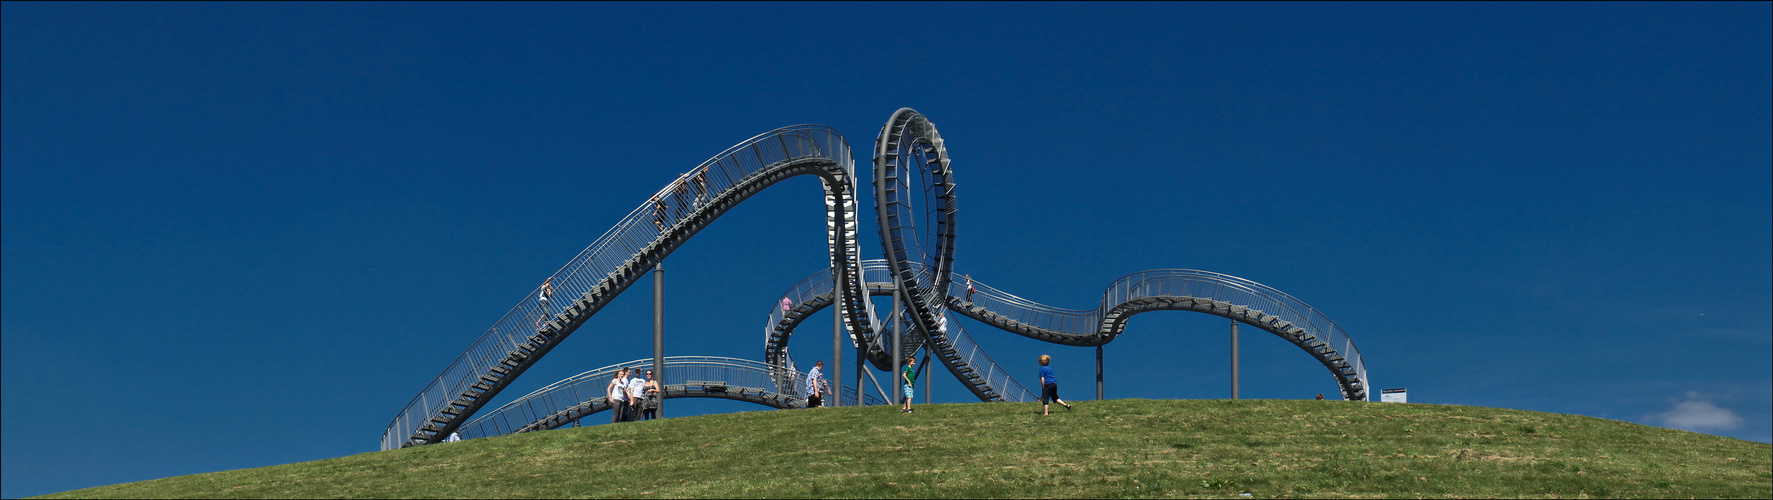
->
[39,399,1772,498]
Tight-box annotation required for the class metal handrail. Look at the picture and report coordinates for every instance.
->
[456,356,882,439]
[946,269,1367,399]
[940,310,1037,402]
[384,125,857,450]
[764,260,1036,403]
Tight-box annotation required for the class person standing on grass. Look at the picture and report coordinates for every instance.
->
[641,369,661,420]
[1039,354,1072,415]
[806,361,825,408]
[608,367,630,424]
[901,356,918,413]
[626,367,648,422]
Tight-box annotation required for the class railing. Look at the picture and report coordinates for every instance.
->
[457,356,827,439]
[384,126,855,450]
[763,261,901,355]
[764,260,1034,402]
[939,311,1037,402]
[1107,270,1366,399]
[944,269,1366,400]
[949,275,1098,335]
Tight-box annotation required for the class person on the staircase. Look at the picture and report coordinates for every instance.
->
[533,277,555,329]
[901,356,918,414]
[691,169,709,208]
[964,274,975,303]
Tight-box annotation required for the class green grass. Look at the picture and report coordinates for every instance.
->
[39,399,1772,498]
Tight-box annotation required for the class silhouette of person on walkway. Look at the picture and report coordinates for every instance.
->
[692,169,709,208]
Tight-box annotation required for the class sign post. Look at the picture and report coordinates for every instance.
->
[1381,388,1408,403]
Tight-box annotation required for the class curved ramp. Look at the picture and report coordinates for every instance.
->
[383,126,887,450]
[941,269,1368,400]
[764,262,1366,403]
[456,356,886,439]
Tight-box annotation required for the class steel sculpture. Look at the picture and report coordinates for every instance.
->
[384,109,1368,450]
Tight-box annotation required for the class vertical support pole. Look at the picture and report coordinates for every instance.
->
[653,262,664,417]
[856,343,864,406]
[892,288,902,406]
[1096,345,1104,400]
[924,340,931,404]
[832,267,843,407]
[1230,319,1239,400]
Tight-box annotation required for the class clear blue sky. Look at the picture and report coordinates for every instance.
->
[4,2,1768,497]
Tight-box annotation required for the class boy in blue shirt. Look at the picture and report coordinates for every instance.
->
[1039,354,1072,415]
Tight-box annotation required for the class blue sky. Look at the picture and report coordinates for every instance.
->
[3,2,1768,497]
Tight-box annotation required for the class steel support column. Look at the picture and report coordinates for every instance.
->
[892,288,902,405]
[1230,319,1239,400]
[653,263,665,417]
[832,268,842,407]
[1096,345,1104,400]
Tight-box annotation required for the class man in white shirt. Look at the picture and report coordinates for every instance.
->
[626,368,648,422]
[608,367,630,424]
[805,361,825,408]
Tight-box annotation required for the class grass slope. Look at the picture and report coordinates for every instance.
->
[41,400,1773,499]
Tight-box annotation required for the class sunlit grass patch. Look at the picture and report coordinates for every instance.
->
[38,399,1772,499]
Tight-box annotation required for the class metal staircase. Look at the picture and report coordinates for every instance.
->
[383,126,883,450]
[387,110,1370,450]
[763,260,1037,403]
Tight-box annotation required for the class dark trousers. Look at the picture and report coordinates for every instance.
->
[611,400,628,423]
[807,394,822,408]
[1042,383,1061,405]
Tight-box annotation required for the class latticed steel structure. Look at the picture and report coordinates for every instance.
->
[382,109,1369,450]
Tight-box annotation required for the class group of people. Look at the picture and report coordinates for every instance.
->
[650,169,711,232]
[606,366,661,423]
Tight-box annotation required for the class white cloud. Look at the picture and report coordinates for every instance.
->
[1650,392,1744,432]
